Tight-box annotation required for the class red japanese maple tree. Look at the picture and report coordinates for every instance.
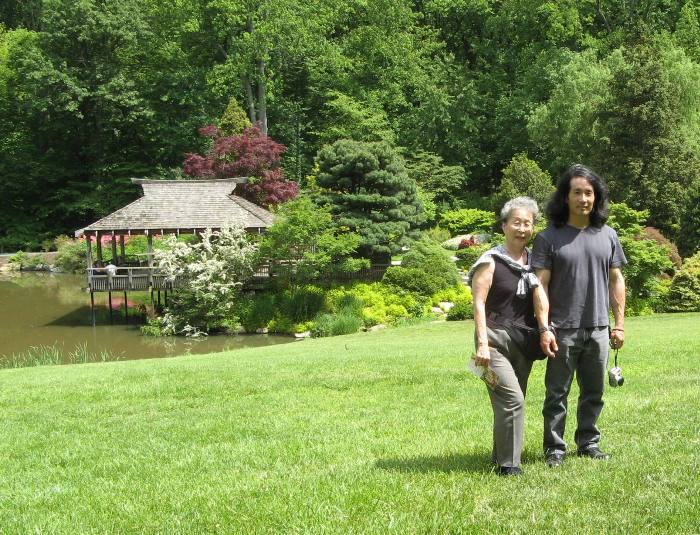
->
[183,125,298,207]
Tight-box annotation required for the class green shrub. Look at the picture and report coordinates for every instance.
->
[388,238,459,296]
[619,235,675,314]
[267,315,296,335]
[281,285,326,323]
[24,254,48,270]
[446,298,473,321]
[423,226,451,244]
[8,251,26,266]
[665,272,700,312]
[430,285,471,307]
[383,267,443,296]
[439,208,494,236]
[650,278,672,313]
[310,312,363,337]
[665,253,700,312]
[336,293,365,315]
[385,304,410,322]
[238,294,277,331]
[454,244,491,270]
[54,235,86,272]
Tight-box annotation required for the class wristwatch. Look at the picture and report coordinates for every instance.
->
[538,325,555,334]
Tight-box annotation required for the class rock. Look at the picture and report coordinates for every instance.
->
[439,301,455,312]
[294,331,311,338]
[255,327,268,334]
[442,235,473,250]
[368,324,387,332]
[431,306,445,315]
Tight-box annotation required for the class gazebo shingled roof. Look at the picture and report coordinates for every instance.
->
[75,178,274,237]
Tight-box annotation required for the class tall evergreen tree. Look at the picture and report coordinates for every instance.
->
[314,140,424,262]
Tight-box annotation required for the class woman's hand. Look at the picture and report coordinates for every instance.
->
[474,344,491,367]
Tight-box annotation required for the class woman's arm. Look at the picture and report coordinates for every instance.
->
[471,260,495,366]
[533,283,557,358]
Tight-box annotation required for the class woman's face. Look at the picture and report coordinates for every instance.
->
[502,208,534,247]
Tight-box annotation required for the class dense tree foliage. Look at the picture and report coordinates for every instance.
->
[1,0,699,256]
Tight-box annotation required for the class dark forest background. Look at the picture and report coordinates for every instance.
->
[1,0,699,254]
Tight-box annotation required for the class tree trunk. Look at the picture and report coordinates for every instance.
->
[244,75,257,124]
[256,57,267,134]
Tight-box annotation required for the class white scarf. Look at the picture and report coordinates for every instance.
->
[466,244,540,298]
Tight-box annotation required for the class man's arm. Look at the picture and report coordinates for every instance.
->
[609,267,625,349]
[535,268,557,357]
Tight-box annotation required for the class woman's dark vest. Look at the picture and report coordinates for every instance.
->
[485,256,536,329]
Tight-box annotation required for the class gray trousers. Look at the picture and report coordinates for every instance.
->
[543,327,609,454]
[484,327,533,468]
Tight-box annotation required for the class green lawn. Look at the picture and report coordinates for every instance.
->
[1,314,699,534]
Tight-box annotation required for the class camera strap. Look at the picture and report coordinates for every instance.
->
[613,348,619,367]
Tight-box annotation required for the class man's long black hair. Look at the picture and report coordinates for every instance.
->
[546,164,610,228]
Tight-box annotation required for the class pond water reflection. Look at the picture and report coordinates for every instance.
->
[0,272,294,362]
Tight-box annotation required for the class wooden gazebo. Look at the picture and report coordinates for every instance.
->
[75,178,274,320]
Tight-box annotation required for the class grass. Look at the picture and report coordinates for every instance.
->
[0,314,698,534]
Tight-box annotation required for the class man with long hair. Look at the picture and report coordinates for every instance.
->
[532,164,627,468]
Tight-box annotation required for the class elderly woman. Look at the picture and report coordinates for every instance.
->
[467,197,556,476]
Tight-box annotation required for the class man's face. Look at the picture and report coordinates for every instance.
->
[567,176,595,218]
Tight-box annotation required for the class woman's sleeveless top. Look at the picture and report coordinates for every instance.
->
[485,256,536,328]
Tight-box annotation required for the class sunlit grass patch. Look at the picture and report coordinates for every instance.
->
[0,314,698,533]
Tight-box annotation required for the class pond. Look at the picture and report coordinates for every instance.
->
[0,271,294,364]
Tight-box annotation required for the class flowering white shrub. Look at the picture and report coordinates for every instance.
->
[154,226,259,334]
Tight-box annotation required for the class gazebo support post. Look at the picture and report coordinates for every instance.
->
[85,235,93,269]
[120,235,126,265]
[85,235,93,288]
[96,234,103,266]
[147,232,153,288]
[108,291,113,324]
[90,291,95,326]
[123,291,128,324]
[111,234,117,265]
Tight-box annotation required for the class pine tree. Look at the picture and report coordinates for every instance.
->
[314,140,424,262]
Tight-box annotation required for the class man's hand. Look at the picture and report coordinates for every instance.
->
[474,344,491,367]
[540,331,558,358]
[610,329,624,350]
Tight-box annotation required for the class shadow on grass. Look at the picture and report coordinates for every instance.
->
[375,451,490,474]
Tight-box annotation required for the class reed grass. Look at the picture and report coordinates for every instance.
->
[0,342,121,369]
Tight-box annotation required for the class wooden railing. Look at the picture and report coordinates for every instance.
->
[86,263,390,292]
[87,267,183,292]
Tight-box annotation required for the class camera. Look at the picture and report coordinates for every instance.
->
[608,366,624,387]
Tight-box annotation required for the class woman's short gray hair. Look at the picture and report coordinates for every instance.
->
[500,196,539,224]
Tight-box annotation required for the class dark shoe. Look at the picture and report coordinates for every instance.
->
[545,451,565,467]
[497,466,522,477]
[577,447,611,460]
